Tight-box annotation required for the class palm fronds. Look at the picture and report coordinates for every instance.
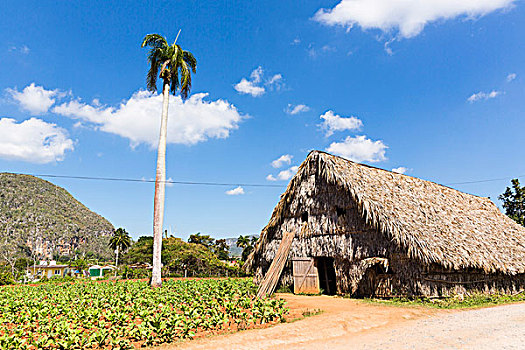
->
[183,51,197,73]
[178,58,192,99]
[146,49,162,92]
[109,228,131,252]
[141,34,168,49]
[141,33,197,99]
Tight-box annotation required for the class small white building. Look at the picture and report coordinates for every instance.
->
[88,265,116,278]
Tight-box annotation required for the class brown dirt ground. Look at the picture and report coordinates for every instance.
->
[153,293,452,350]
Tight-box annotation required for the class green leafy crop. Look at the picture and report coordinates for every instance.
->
[0,278,287,349]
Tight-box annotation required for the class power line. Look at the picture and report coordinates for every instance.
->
[445,175,525,186]
[12,173,285,188]
[7,171,524,188]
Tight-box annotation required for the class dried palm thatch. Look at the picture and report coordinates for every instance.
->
[246,150,525,276]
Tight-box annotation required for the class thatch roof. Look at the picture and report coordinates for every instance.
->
[248,151,525,275]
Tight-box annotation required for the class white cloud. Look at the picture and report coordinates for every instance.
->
[292,38,301,45]
[226,186,245,195]
[6,83,62,115]
[320,110,363,136]
[286,104,310,115]
[166,177,174,187]
[271,154,293,168]
[267,74,282,85]
[0,118,74,163]
[467,90,501,103]
[266,74,284,92]
[277,166,299,181]
[307,43,338,58]
[384,38,395,55]
[8,45,30,54]
[234,67,284,97]
[234,66,266,97]
[53,91,244,148]
[506,73,517,82]
[266,165,299,181]
[392,167,408,174]
[322,45,336,53]
[326,135,387,163]
[314,0,515,39]
[266,174,277,181]
[234,78,266,97]
[308,45,318,58]
[250,66,264,83]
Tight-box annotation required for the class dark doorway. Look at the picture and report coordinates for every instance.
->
[356,263,390,298]
[356,266,379,297]
[316,257,336,295]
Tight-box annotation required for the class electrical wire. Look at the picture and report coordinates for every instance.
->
[11,173,285,188]
[7,171,524,188]
[445,175,525,186]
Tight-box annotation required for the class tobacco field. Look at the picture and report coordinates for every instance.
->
[0,278,288,349]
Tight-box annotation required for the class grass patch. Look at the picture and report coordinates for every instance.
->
[363,291,525,309]
[275,285,292,293]
[284,308,323,323]
[301,308,323,317]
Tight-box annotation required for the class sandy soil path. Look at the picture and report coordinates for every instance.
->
[160,294,525,349]
[343,302,525,350]
[160,294,448,350]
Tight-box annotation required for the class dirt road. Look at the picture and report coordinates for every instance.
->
[337,302,525,350]
[162,294,525,349]
[163,294,445,350]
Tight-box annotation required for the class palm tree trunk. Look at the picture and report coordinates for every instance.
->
[115,246,119,277]
[151,80,170,287]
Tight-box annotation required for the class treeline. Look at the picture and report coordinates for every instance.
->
[121,235,244,278]
[0,229,259,284]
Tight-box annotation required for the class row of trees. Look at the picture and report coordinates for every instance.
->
[105,228,258,279]
[121,236,242,278]
[188,233,229,260]
[0,218,261,285]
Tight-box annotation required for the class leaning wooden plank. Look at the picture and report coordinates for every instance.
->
[256,231,295,298]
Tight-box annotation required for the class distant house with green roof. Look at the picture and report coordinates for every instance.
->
[88,265,116,278]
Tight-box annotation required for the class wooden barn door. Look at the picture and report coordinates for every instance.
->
[292,257,319,294]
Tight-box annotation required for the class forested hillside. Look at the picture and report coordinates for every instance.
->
[0,173,114,265]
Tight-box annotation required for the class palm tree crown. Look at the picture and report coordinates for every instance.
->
[236,235,250,249]
[141,33,197,99]
[109,228,132,252]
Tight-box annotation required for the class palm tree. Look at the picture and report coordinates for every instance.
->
[108,228,131,276]
[236,235,250,249]
[236,235,255,261]
[141,32,197,287]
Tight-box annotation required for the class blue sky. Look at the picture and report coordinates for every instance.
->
[0,0,524,240]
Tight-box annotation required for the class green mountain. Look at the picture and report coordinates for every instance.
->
[0,173,114,263]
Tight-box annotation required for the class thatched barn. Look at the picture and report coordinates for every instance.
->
[246,151,525,297]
